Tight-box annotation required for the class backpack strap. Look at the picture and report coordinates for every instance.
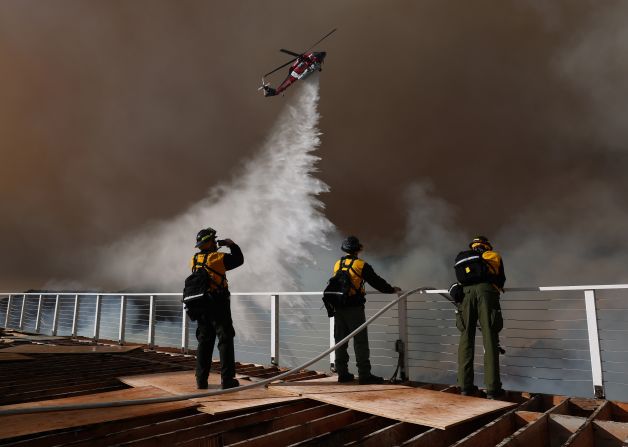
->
[194,252,227,288]
[339,257,362,293]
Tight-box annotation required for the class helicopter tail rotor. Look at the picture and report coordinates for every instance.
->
[258,78,276,97]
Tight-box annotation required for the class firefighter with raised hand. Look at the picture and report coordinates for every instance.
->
[333,236,402,385]
[191,227,244,390]
[454,236,506,399]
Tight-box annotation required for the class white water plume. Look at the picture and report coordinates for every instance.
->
[91,76,334,296]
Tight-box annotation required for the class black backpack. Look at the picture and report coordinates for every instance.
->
[454,249,489,286]
[182,253,227,321]
[322,258,360,317]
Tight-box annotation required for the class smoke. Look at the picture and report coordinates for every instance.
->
[559,2,628,149]
[87,77,335,295]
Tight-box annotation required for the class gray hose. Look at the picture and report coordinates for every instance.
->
[0,287,429,416]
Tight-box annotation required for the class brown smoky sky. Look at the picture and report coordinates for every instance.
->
[1,0,628,290]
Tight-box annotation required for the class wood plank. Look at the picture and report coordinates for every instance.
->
[1,344,141,354]
[346,421,426,447]
[0,352,34,361]
[228,409,366,447]
[119,370,248,393]
[402,410,509,447]
[122,402,331,447]
[550,414,587,433]
[120,370,301,415]
[287,415,396,447]
[451,411,521,447]
[295,387,515,430]
[497,413,548,447]
[593,420,628,446]
[197,397,302,415]
[0,386,198,440]
[270,382,410,396]
[548,414,587,446]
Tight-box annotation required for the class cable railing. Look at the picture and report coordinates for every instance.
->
[1,284,627,401]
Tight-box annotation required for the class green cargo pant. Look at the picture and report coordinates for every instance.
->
[195,298,236,386]
[456,283,503,394]
[334,305,372,378]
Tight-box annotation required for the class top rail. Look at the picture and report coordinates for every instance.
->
[3,284,628,296]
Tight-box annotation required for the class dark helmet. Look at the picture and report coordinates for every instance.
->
[469,235,492,251]
[341,236,363,253]
[195,227,217,247]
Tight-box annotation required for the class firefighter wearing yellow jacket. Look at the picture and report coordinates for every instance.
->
[454,236,506,399]
[333,236,401,385]
[191,227,243,390]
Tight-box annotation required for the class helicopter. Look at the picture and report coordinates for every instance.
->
[259,28,337,97]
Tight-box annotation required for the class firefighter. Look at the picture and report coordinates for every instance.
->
[191,227,244,390]
[333,236,402,384]
[454,236,506,399]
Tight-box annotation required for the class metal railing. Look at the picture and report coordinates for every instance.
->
[2,284,627,400]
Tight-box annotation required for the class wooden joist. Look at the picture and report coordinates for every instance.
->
[0,386,198,440]
[0,344,141,354]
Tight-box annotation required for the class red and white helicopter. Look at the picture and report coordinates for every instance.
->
[259,29,337,97]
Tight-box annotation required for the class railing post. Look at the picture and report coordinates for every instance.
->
[584,290,605,398]
[329,316,336,372]
[118,295,126,345]
[93,294,102,342]
[35,294,42,333]
[397,293,409,381]
[271,294,279,366]
[147,295,155,349]
[51,294,60,336]
[181,302,189,354]
[71,294,79,338]
[4,295,12,328]
[19,294,26,330]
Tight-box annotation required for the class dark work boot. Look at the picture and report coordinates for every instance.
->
[358,374,384,385]
[337,372,355,383]
[222,378,240,389]
[196,375,209,390]
[486,389,505,400]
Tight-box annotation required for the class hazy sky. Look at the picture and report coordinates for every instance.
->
[1,0,628,290]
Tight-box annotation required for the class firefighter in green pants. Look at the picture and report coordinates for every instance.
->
[332,236,401,384]
[454,236,505,399]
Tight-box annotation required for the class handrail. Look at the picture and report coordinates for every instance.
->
[0,287,428,416]
[3,283,628,296]
[2,283,627,402]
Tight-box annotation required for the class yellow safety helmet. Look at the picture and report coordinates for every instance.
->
[469,235,492,251]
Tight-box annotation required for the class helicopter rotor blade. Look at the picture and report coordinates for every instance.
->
[263,57,298,78]
[280,49,301,58]
[303,28,337,53]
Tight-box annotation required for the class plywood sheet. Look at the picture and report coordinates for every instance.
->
[0,352,34,361]
[119,370,301,414]
[270,382,410,396]
[197,396,302,415]
[0,344,141,354]
[0,386,198,440]
[119,370,249,394]
[299,387,516,430]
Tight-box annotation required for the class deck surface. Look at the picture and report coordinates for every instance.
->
[275,383,516,430]
[119,370,302,414]
[0,386,198,439]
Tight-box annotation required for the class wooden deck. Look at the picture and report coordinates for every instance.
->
[1,331,627,446]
